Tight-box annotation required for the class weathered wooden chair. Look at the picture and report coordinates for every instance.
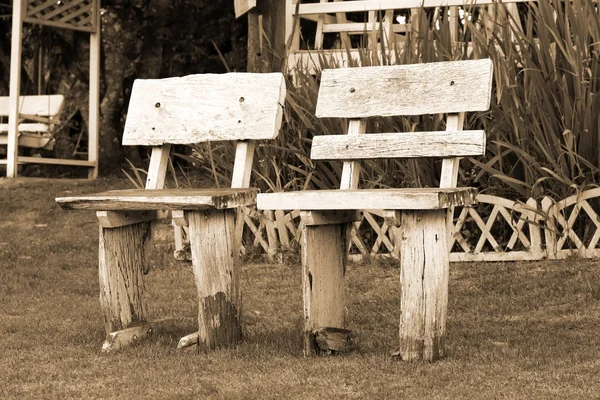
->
[257,59,493,361]
[56,72,286,351]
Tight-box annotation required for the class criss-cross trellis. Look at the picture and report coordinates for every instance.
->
[24,0,99,32]
[170,190,600,262]
[4,0,100,178]
[543,188,600,259]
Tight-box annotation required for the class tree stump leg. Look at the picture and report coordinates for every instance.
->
[397,209,449,362]
[98,222,151,334]
[187,209,242,351]
[302,222,348,356]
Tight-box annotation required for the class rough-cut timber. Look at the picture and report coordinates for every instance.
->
[122,73,286,145]
[56,188,258,211]
[99,223,150,334]
[257,188,477,211]
[397,210,449,362]
[187,209,242,351]
[315,59,493,118]
[310,130,486,160]
[303,223,347,355]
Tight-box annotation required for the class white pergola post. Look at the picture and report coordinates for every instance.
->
[7,0,24,178]
[88,1,101,179]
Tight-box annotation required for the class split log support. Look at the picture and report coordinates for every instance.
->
[187,208,243,351]
[302,220,349,355]
[99,222,151,334]
[396,209,449,362]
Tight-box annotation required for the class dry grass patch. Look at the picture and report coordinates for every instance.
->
[1,178,600,399]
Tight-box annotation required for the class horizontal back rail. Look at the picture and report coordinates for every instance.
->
[315,59,493,118]
[297,0,534,15]
[310,130,486,160]
[0,95,64,117]
[122,72,286,146]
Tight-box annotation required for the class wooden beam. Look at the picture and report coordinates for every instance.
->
[302,223,347,355]
[88,4,101,178]
[188,209,242,350]
[398,209,449,361]
[56,188,259,211]
[340,119,366,190]
[7,0,24,177]
[297,0,533,15]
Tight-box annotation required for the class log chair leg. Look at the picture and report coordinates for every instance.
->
[187,209,242,351]
[98,222,151,334]
[302,222,348,356]
[397,209,449,362]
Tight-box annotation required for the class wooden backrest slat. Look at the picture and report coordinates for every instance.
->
[122,72,286,146]
[311,130,486,161]
[315,59,493,118]
[0,95,64,117]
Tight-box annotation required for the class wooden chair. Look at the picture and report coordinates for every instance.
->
[0,94,64,150]
[57,72,286,352]
[257,59,493,361]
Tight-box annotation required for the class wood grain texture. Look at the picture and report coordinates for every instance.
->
[56,188,258,211]
[397,209,448,362]
[257,188,477,211]
[187,209,242,350]
[303,223,347,356]
[98,223,150,334]
[122,73,286,145]
[311,130,486,160]
[315,59,493,118]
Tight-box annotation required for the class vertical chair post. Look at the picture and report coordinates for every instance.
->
[98,223,151,333]
[187,209,242,350]
[398,209,449,362]
[302,223,348,355]
[96,145,170,335]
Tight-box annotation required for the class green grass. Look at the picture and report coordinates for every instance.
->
[1,178,600,399]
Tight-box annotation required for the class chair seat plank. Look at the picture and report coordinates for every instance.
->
[257,188,477,211]
[56,188,258,211]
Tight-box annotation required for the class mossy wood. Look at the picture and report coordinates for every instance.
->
[257,59,493,361]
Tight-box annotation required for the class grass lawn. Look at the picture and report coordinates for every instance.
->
[1,177,600,399]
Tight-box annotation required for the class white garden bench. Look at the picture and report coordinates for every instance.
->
[257,59,493,361]
[56,73,286,352]
[0,94,64,150]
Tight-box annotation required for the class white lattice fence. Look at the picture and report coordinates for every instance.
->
[543,188,600,259]
[170,190,600,262]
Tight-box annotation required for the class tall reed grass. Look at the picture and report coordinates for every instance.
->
[183,0,600,202]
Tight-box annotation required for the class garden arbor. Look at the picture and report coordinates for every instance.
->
[4,0,100,178]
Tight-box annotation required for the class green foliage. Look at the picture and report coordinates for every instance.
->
[187,0,600,201]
